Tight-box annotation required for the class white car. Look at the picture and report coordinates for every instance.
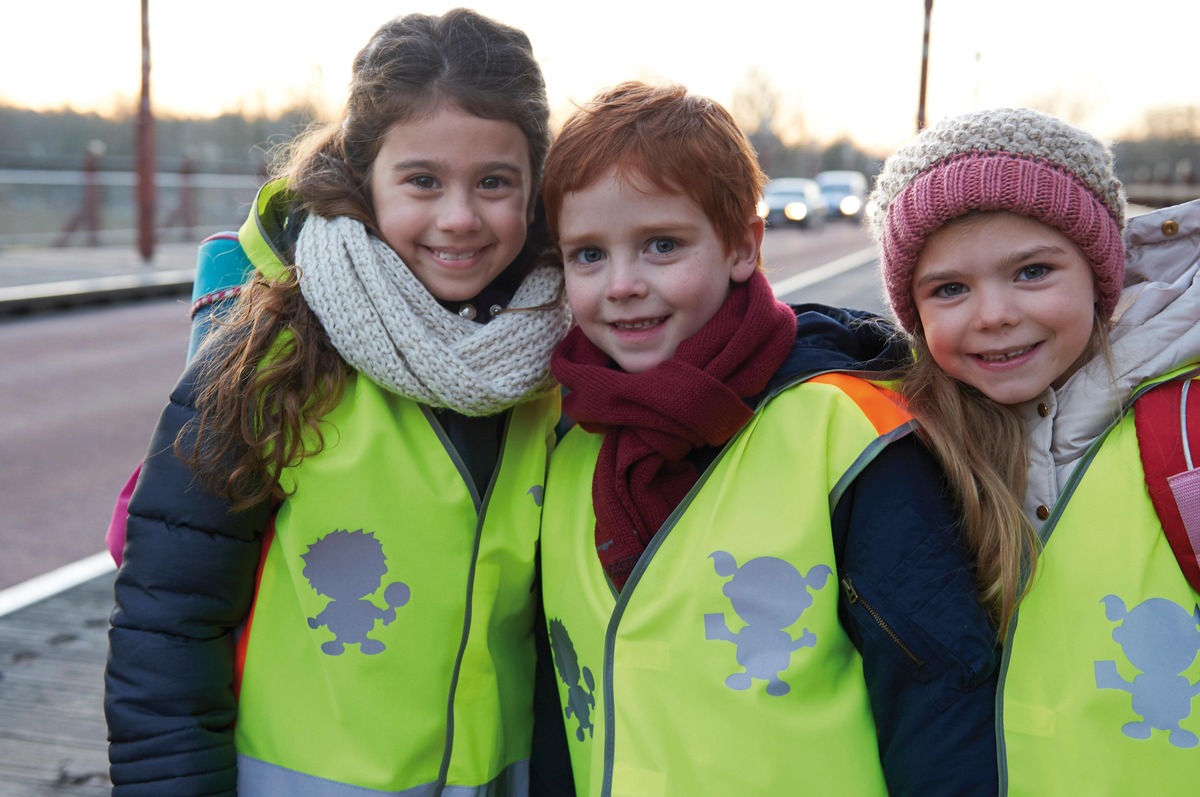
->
[757,178,828,229]
[815,170,869,220]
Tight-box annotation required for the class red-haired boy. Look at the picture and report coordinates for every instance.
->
[539,81,1000,796]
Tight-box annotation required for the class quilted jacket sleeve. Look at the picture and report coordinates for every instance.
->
[104,357,272,796]
[834,434,1001,797]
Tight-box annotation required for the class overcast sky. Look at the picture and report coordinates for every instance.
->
[4,0,1198,153]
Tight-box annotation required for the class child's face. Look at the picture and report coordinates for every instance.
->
[369,105,532,302]
[557,170,759,373]
[912,212,1098,405]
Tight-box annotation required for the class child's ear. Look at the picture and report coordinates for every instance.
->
[730,215,764,283]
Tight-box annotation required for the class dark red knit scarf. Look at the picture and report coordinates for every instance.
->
[551,271,797,590]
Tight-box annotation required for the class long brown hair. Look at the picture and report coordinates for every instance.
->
[898,335,1037,639]
[179,9,551,511]
[899,310,1115,638]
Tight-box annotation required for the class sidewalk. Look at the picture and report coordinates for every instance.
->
[0,241,198,316]
[0,560,114,795]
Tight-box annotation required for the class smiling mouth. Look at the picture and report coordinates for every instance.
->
[612,317,666,330]
[430,248,481,262]
[975,344,1035,363]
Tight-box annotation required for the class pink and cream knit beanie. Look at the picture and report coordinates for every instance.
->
[866,107,1126,333]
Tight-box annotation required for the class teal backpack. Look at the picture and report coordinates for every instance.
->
[106,232,254,564]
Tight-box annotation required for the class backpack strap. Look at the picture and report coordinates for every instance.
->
[186,231,255,359]
[1134,376,1200,592]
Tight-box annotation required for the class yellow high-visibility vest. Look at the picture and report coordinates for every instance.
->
[234,373,558,795]
[543,373,914,796]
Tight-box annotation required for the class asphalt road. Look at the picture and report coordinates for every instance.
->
[0,221,881,591]
[0,298,193,590]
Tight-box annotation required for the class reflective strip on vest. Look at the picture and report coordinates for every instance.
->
[543,374,910,796]
[235,375,557,793]
[238,755,529,796]
[999,394,1200,796]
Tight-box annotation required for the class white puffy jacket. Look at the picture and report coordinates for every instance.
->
[1019,198,1200,527]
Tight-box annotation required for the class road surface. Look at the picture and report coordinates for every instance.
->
[0,221,881,591]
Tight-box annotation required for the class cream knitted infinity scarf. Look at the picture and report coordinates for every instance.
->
[296,214,570,416]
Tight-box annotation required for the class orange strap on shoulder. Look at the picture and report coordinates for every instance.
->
[808,372,913,436]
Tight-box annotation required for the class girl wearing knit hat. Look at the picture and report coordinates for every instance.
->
[870,107,1200,794]
[105,10,574,796]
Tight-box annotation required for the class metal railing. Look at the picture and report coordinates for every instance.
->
[0,168,263,248]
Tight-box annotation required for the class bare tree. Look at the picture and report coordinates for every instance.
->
[731,69,815,177]
[731,68,779,136]
[1019,91,1097,128]
[1140,105,1200,142]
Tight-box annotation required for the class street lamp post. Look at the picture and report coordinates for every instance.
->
[917,0,933,132]
[136,0,156,263]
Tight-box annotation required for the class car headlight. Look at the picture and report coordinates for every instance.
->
[783,202,808,221]
[756,199,769,219]
[839,196,862,216]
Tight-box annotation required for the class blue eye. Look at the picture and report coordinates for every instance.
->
[932,282,966,299]
[650,238,676,255]
[575,247,603,264]
[1018,264,1050,281]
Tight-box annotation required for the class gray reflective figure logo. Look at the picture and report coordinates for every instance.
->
[302,529,411,656]
[704,550,833,696]
[1094,595,1200,748]
[548,618,596,740]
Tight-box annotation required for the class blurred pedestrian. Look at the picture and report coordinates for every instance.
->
[54,139,105,246]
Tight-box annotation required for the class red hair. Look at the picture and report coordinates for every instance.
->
[542,82,765,258]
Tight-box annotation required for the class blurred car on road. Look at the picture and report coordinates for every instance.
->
[815,170,869,221]
[757,177,828,229]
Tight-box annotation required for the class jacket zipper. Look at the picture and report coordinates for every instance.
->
[841,577,925,667]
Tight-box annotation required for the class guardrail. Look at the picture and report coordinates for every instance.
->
[0,168,263,248]
[1124,183,1200,208]
[0,170,1194,251]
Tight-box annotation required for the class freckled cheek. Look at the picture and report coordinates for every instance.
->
[1060,307,1098,362]
[925,338,953,367]
[563,279,596,320]
[914,306,937,338]
[920,320,963,371]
